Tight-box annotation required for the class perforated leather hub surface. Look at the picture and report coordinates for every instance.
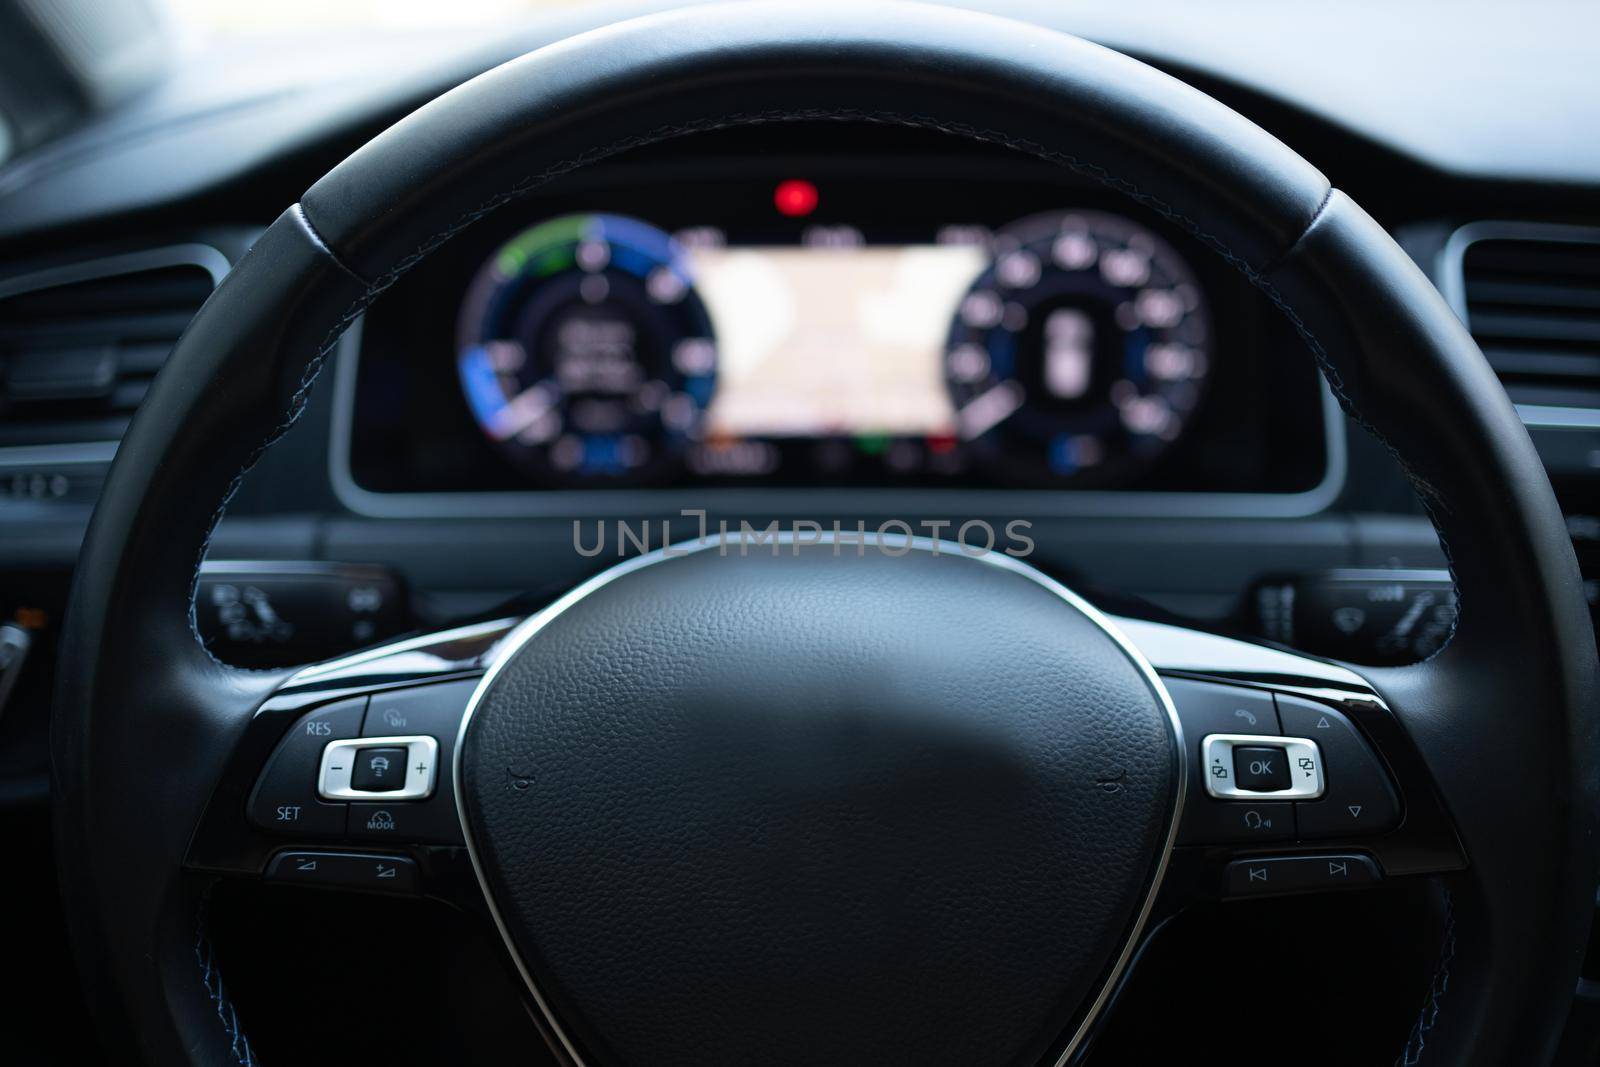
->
[460,546,1178,1066]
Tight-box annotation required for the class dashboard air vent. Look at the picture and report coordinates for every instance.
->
[0,245,226,449]
[1451,224,1600,404]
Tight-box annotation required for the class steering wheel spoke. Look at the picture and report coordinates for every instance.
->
[1114,615,1466,917]
[184,619,518,910]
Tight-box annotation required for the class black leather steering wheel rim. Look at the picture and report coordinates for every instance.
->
[52,3,1597,1063]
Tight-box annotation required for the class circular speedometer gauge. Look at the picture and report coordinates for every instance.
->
[945,211,1212,485]
[456,213,717,485]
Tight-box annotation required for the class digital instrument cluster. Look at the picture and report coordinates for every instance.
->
[345,159,1331,502]
[451,203,1214,488]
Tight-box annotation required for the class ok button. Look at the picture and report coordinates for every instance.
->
[1232,746,1290,791]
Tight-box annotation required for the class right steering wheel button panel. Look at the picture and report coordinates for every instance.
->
[1165,678,1401,846]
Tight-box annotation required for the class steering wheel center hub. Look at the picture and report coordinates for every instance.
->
[458,543,1180,1066]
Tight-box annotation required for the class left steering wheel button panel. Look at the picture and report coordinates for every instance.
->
[247,696,367,836]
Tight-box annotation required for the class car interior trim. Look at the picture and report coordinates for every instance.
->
[0,241,232,304]
[0,439,119,470]
[1515,404,1600,430]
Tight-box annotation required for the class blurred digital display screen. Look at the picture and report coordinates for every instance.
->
[686,245,987,437]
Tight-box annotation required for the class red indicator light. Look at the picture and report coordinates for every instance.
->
[774,179,819,218]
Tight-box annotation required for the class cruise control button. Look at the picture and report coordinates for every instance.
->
[264,850,419,894]
[1223,853,1381,898]
[248,697,366,836]
[1233,746,1289,791]
[1275,696,1400,837]
[351,746,408,791]
[1181,800,1294,844]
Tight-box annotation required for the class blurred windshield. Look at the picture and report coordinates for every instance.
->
[161,0,586,35]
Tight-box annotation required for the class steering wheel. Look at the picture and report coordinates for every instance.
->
[52,3,1598,1064]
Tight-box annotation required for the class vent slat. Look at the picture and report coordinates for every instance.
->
[1482,348,1600,380]
[0,310,201,345]
[0,258,216,439]
[1,271,214,319]
[1459,231,1600,403]
[1465,279,1600,313]
[1468,311,1600,344]
[1463,242,1600,279]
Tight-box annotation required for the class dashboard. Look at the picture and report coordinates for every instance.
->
[342,146,1334,513]
[0,5,1594,694]
[4,5,1600,1063]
